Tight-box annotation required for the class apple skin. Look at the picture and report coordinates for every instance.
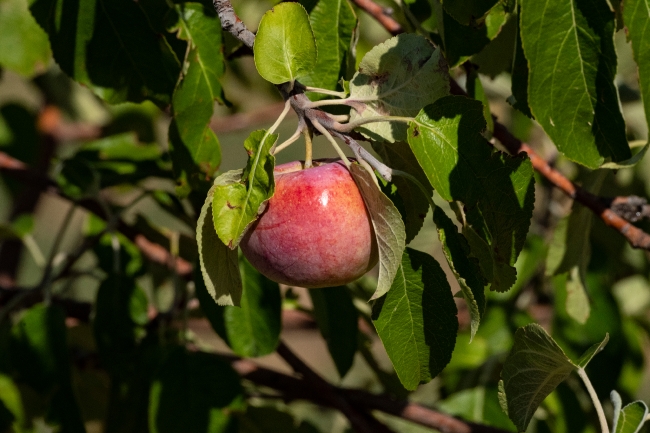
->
[240,159,378,288]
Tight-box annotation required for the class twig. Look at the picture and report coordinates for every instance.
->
[213,0,255,49]
[349,0,403,35]
[492,122,650,251]
[276,341,397,433]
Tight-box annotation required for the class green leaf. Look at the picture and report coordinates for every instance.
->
[169,3,226,193]
[149,348,244,433]
[300,0,357,97]
[500,324,577,432]
[432,207,486,340]
[508,14,532,117]
[222,258,282,358]
[546,171,606,324]
[30,0,181,107]
[611,391,649,433]
[349,164,406,300]
[519,0,631,168]
[408,96,535,292]
[10,305,86,433]
[372,141,432,243]
[434,0,512,67]
[197,174,242,307]
[576,333,609,368]
[348,33,449,143]
[441,0,500,25]
[623,0,650,167]
[372,248,458,391]
[212,130,277,249]
[253,2,317,85]
[0,0,51,77]
[0,374,23,433]
[309,286,358,378]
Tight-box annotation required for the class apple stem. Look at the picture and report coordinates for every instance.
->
[312,119,351,168]
[337,115,414,133]
[304,86,348,98]
[303,128,314,168]
[358,158,379,187]
[272,124,304,155]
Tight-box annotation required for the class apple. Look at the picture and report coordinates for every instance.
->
[240,159,378,288]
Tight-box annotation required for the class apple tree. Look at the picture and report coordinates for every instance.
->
[0,0,650,432]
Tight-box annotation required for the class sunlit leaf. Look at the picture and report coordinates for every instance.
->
[519,0,631,168]
[349,33,449,143]
[0,0,51,76]
[254,2,317,85]
[197,173,242,307]
[212,130,277,249]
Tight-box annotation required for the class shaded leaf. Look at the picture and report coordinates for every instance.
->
[500,324,576,432]
[10,305,85,433]
[432,207,486,340]
[508,14,532,117]
[212,130,277,249]
[197,173,242,307]
[254,2,317,85]
[611,390,649,433]
[0,0,51,77]
[222,258,282,358]
[149,348,244,433]
[408,96,535,292]
[372,248,458,390]
[30,0,181,106]
[309,286,358,378]
[576,333,609,368]
[434,0,512,67]
[349,33,449,143]
[300,0,357,98]
[349,164,406,300]
[372,141,432,243]
[169,2,225,193]
[519,0,631,168]
[442,0,500,25]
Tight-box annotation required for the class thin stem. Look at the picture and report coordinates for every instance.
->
[303,128,313,168]
[577,368,609,433]
[308,98,356,108]
[271,124,303,155]
[267,99,292,136]
[22,234,46,267]
[312,119,351,168]
[41,203,77,304]
[341,115,413,132]
[391,169,435,209]
[358,158,379,187]
[328,114,350,123]
[304,86,347,98]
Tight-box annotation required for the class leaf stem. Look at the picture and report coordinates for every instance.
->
[267,99,292,136]
[304,86,347,98]
[341,115,413,132]
[312,119,351,168]
[272,124,303,155]
[577,368,609,433]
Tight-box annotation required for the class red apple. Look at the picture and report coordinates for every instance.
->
[240,159,378,288]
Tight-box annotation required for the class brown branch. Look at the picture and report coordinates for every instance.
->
[349,0,403,35]
[276,341,397,433]
[213,0,256,49]
[492,122,650,250]
[0,151,194,279]
[217,351,514,433]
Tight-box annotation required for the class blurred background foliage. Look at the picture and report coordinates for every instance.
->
[0,0,649,432]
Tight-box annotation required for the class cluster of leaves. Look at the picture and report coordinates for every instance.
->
[0,0,649,432]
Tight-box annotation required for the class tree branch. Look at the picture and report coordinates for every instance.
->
[351,7,650,250]
[349,0,403,35]
[213,0,255,49]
